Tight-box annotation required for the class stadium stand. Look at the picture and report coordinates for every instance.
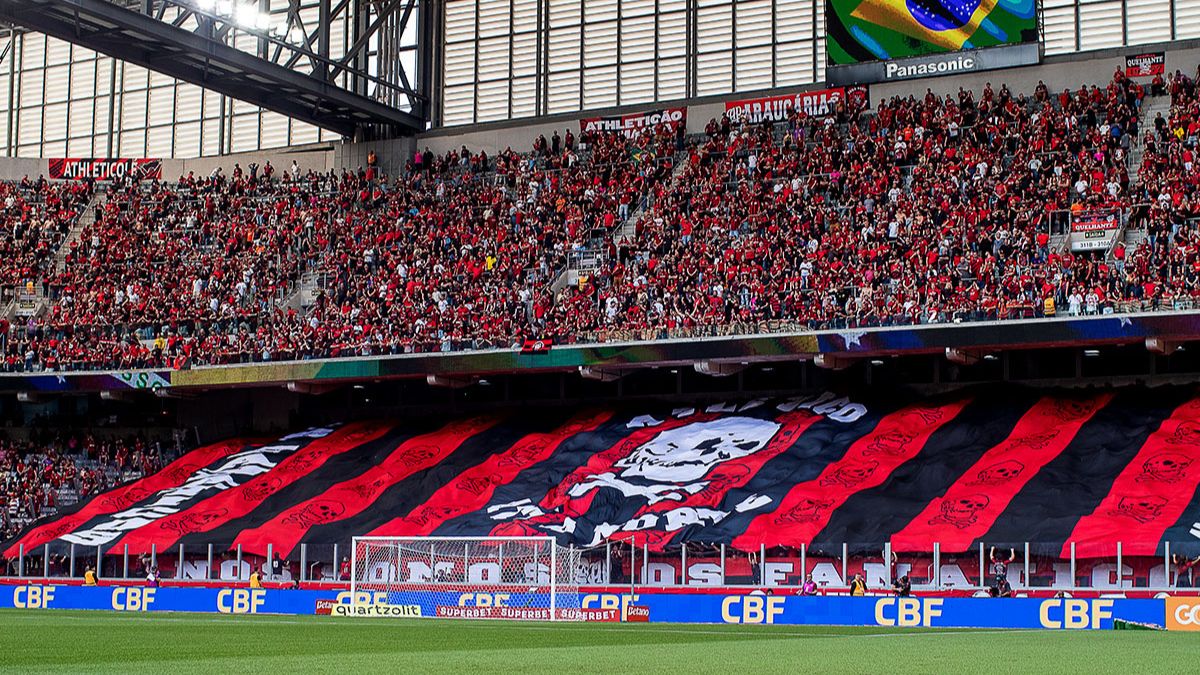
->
[2,70,1200,370]
[0,432,166,542]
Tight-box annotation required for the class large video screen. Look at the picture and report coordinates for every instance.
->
[826,0,1039,66]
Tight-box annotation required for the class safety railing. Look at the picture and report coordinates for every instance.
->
[5,539,1198,594]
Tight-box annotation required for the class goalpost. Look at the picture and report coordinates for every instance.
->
[350,536,585,620]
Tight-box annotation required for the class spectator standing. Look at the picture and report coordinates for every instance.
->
[798,573,818,596]
[850,573,867,596]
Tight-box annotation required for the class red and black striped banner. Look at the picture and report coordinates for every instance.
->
[7,387,1200,559]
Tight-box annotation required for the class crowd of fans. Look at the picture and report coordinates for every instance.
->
[0,178,93,296]
[0,433,165,541]
[2,67,1200,370]
[557,71,1150,340]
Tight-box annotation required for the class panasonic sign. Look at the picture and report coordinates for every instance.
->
[826,43,1041,86]
[885,55,976,79]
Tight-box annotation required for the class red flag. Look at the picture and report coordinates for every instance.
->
[521,338,553,354]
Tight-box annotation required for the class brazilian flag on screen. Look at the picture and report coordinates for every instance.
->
[826,0,1039,65]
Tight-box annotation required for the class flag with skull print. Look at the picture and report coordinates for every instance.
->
[8,386,1200,559]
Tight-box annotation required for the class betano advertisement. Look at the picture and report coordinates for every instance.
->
[0,584,1186,630]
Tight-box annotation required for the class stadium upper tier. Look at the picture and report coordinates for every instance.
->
[1,69,1199,373]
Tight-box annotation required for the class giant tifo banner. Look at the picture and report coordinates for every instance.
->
[8,386,1200,559]
[48,158,163,181]
[0,584,1183,629]
[580,107,686,138]
[725,86,869,124]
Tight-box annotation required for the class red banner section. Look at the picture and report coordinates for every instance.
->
[48,158,163,181]
[724,85,869,124]
[109,422,395,554]
[366,411,613,537]
[735,399,969,549]
[580,107,686,138]
[1126,52,1165,77]
[232,417,503,555]
[890,395,1113,551]
[1064,399,1200,557]
[3,438,254,557]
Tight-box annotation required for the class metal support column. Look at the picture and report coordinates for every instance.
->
[680,545,687,587]
[720,543,726,585]
[933,542,941,588]
[978,542,985,589]
[1070,542,1077,592]
[842,543,848,588]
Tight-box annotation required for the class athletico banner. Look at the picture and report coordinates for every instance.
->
[580,107,686,138]
[8,386,1200,558]
[48,158,163,181]
[1126,52,1165,78]
[724,86,869,124]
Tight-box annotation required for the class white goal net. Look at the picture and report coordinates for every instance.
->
[350,536,588,620]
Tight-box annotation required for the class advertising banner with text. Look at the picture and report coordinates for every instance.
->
[580,107,686,138]
[48,158,163,181]
[725,86,869,124]
[1126,52,1166,78]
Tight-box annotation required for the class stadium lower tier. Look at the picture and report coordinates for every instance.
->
[6,384,1200,572]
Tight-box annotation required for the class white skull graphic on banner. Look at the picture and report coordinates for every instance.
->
[568,417,782,504]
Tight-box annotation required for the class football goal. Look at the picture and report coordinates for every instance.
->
[349,536,586,620]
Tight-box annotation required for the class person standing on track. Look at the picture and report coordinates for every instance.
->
[798,574,818,596]
[850,573,867,596]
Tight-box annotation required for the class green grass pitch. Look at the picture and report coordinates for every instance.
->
[0,609,1196,674]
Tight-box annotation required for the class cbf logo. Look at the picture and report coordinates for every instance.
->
[12,585,55,608]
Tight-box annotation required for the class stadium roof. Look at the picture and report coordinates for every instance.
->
[0,0,426,137]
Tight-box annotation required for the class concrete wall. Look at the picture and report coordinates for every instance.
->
[411,37,1200,157]
[332,135,415,178]
[0,144,336,182]
[162,144,335,180]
